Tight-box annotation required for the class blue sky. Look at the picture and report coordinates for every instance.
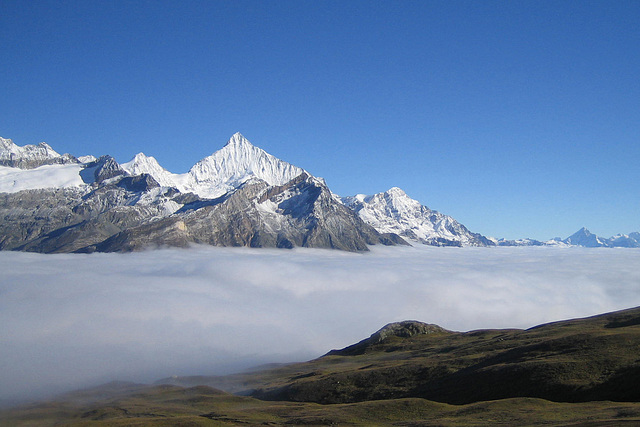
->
[1,0,638,240]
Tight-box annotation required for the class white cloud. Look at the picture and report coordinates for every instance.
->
[1,245,639,404]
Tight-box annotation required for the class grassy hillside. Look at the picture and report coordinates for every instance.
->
[167,306,640,405]
[3,306,640,426]
[3,384,640,426]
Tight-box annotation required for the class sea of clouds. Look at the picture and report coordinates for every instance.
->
[1,244,639,404]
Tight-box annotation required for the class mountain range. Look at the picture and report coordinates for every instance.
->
[0,133,637,252]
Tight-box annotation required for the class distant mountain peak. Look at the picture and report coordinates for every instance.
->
[131,152,151,161]
[0,137,60,158]
[343,188,493,247]
[0,136,77,169]
[564,227,606,247]
[121,152,176,188]
[123,152,163,170]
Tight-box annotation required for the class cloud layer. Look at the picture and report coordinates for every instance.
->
[2,245,639,404]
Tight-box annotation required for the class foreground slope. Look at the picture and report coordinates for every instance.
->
[3,306,640,426]
[3,385,640,426]
[165,306,640,406]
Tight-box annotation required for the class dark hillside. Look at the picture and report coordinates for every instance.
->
[250,307,640,404]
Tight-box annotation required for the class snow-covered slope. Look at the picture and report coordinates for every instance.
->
[564,227,607,247]
[0,164,86,193]
[343,187,492,247]
[183,132,306,198]
[121,153,178,188]
[121,133,306,198]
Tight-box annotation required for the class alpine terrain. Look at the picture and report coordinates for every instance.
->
[0,134,403,253]
[343,188,493,247]
[0,133,637,252]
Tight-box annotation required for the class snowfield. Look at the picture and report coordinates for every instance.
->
[0,164,86,193]
[1,245,639,404]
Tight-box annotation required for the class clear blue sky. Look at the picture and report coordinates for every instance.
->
[1,0,638,240]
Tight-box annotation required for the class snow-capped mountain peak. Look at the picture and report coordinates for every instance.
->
[122,152,164,174]
[0,137,60,157]
[386,187,408,197]
[0,137,77,169]
[121,152,178,188]
[564,227,606,247]
[343,188,492,247]
[185,133,306,198]
[224,132,253,148]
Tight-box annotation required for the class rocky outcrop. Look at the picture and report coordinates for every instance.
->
[80,156,127,184]
[328,321,450,356]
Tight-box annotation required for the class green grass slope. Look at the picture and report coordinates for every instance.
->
[3,307,640,426]
[249,307,640,404]
[3,385,640,426]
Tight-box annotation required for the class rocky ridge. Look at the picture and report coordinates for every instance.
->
[493,227,640,248]
[0,137,78,169]
[343,187,493,247]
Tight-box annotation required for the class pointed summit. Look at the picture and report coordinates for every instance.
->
[185,133,306,198]
[122,152,162,173]
[121,152,177,188]
[224,132,253,148]
[564,227,606,247]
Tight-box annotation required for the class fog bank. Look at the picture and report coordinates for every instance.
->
[1,245,639,404]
